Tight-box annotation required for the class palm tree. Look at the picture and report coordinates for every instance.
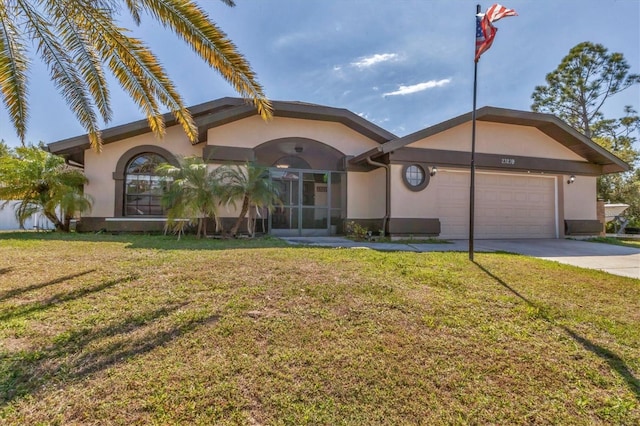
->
[218,163,280,237]
[0,0,272,151]
[156,156,222,238]
[0,146,92,232]
[0,140,10,157]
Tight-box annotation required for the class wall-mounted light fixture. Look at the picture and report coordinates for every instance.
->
[430,166,438,177]
[567,175,576,184]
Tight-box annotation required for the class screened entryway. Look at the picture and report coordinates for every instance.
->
[270,169,346,236]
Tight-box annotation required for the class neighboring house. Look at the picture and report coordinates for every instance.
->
[47,97,628,239]
[0,201,54,231]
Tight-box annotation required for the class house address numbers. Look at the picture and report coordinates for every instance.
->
[501,158,516,165]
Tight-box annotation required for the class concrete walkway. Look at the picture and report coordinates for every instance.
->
[281,237,640,279]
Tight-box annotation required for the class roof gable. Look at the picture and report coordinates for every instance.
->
[407,121,586,162]
[47,97,396,164]
[352,106,628,174]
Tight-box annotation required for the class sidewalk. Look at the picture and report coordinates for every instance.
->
[281,237,640,279]
[281,236,466,252]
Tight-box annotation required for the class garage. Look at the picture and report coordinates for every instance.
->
[436,170,557,239]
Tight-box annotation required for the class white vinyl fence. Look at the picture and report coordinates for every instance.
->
[0,201,54,230]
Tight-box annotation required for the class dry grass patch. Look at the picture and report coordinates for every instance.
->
[0,232,638,424]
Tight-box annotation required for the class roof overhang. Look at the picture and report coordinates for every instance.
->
[47,97,397,165]
[350,106,629,174]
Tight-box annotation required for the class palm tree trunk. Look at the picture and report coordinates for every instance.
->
[196,218,203,239]
[63,214,72,232]
[43,209,66,232]
[230,195,250,236]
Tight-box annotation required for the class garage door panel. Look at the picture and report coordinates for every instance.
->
[437,171,556,239]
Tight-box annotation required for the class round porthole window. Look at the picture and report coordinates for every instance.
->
[402,164,430,191]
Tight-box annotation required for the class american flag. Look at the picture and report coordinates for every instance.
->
[475,4,517,62]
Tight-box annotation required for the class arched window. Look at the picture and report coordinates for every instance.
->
[124,153,168,216]
[273,155,312,170]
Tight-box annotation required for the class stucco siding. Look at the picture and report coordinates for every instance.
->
[206,116,381,155]
[409,122,585,161]
[389,164,439,218]
[347,169,385,218]
[563,176,597,220]
[84,126,200,217]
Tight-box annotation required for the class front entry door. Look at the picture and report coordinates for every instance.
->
[270,170,345,236]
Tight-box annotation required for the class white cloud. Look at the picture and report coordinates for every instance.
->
[383,79,451,97]
[357,112,389,126]
[351,53,399,69]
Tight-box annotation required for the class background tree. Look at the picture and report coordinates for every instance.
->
[594,107,640,221]
[0,146,92,231]
[531,42,640,138]
[531,42,640,224]
[0,0,272,151]
[156,156,222,238]
[218,163,280,237]
[0,140,10,158]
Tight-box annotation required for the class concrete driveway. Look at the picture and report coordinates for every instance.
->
[470,239,640,279]
[283,237,640,279]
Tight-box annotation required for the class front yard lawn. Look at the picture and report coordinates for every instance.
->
[588,236,640,249]
[1,232,638,424]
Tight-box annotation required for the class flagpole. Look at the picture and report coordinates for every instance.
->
[469,3,480,262]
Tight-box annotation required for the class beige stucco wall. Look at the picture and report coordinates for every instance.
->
[410,122,585,161]
[563,175,597,219]
[388,166,597,230]
[347,169,386,218]
[84,126,200,217]
[84,116,383,219]
[389,164,439,218]
[206,116,380,155]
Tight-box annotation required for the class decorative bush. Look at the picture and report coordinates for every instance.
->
[345,220,368,240]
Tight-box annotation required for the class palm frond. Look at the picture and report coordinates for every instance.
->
[0,0,269,150]
[73,3,164,137]
[14,200,41,229]
[138,0,272,120]
[17,0,102,150]
[74,1,196,142]
[107,49,166,137]
[0,3,29,143]
[123,0,143,25]
[45,0,112,123]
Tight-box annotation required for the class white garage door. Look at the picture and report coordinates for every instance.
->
[436,171,557,239]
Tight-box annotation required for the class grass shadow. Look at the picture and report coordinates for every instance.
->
[474,260,640,401]
[0,302,219,406]
[0,269,96,302]
[0,231,290,251]
[0,274,137,322]
[0,268,13,275]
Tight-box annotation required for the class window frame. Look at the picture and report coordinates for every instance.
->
[401,163,430,192]
[124,153,168,216]
[113,145,178,217]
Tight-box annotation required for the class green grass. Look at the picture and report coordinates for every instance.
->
[0,232,638,424]
[587,236,640,248]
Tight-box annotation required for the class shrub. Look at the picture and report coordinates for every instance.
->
[345,221,368,240]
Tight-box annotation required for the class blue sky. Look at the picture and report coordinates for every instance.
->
[2,0,639,147]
